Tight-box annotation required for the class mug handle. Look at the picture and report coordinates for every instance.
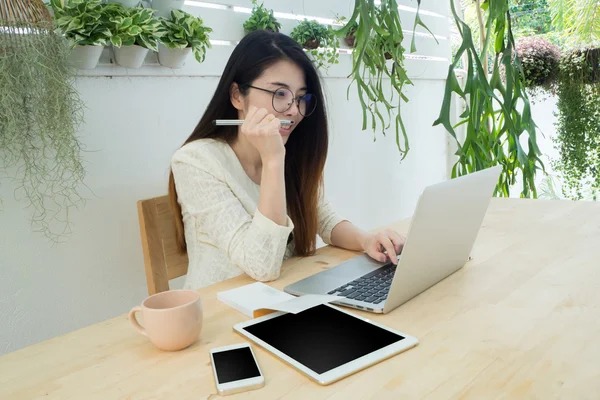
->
[129,306,147,336]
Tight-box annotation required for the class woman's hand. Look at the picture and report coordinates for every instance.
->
[361,229,406,265]
[241,106,285,162]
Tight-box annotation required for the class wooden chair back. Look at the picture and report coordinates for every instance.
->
[137,195,188,295]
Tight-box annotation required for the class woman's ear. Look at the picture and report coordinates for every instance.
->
[230,82,243,111]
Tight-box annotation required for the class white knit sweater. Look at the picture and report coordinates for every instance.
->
[171,138,346,289]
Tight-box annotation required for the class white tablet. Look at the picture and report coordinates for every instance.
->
[233,303,419,385]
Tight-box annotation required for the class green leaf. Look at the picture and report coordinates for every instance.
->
[410,4,438,53]
[56,16,71,27]
[193,48,204,63]
[121,17,133,29]
[433,67,464,140]
[138,33,158,52]
[171,9,185,20]
[68,17,84,31]
[110,35,122,47]
[128,25,142,36]
[99,28,112,38]
[121,36,135,47]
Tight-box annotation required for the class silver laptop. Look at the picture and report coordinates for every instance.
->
[284,165,502,314]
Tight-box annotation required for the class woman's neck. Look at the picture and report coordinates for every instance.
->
[230,132,263,185]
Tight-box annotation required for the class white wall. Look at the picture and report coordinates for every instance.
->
[530,95,559,173]
[0,0,452,355]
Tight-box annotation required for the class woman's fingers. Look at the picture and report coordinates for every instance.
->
[239,107,285,161]
[242,108,280,138]
[388,230,406,254]
[267,115,281,131]
[249,107,268,127]
[363,230,407,264]
[377,233,397,265]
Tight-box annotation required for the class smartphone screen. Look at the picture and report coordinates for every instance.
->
[212,346,261,384]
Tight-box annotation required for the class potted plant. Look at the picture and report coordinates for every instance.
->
[511,36,561,99]
[343,19,357,48]
[108,6,162,69]
[243,0,281,34]
[49,0,112,69]
[152,0,185,19]
[156,9,212,69]
[290,19,339,70]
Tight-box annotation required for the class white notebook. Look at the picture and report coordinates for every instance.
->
[217,282,339,318]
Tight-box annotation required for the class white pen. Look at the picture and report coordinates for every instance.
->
[213,119,294,126]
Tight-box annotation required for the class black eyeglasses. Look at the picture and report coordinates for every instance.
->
[242,84,317,117]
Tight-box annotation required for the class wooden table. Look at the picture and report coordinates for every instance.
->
[2,198,600,399]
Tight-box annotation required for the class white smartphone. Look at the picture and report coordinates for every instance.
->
[209,343,265,396]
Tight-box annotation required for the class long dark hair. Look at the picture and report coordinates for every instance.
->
[169,30,329,257]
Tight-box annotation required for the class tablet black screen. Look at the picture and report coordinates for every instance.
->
[242,304,405,374]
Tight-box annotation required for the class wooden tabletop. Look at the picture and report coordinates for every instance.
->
[2,198,600,400]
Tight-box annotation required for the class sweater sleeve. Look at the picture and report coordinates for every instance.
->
[317,188,347,246]
[171,147,294,282]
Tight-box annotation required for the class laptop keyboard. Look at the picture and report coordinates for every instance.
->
[327,264,397,304]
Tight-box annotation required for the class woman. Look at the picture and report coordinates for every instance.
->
[169,30,405,290]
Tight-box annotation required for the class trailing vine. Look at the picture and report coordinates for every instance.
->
[553,48,600,199]
[0,13,86,241]
[339,0,423,158]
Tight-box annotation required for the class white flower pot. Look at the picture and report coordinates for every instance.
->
[158,44,191,69]
[113,45,149,69]
[107,0,140,8]
[68,45,104,69]
[152,0,185,18]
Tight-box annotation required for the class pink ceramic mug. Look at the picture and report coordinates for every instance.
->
[129,289,203,351]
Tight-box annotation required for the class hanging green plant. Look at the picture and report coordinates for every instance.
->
[343,19,357,48]
[513,36,561,100]
[337,0,435,158]
[0,0,85,241]
[434,0,545,198]
[290,19,339,71]
[332,15,356,47]
[243,0,281,34]
[552,47,600,200]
